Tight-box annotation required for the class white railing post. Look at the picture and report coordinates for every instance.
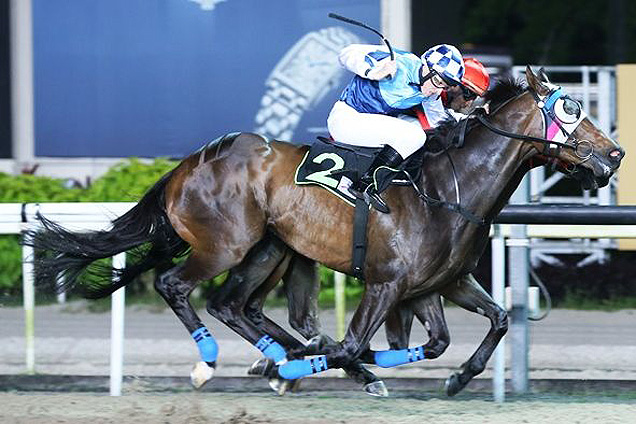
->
[21,238,35,374]
[109,252,126,396]
[491,225,506,402]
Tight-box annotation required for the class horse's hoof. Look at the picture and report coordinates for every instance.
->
[268,377,295,396]
[444,372,462,397]
[363,380,389,397]
[247,357,274,376]
[190,361,214,389]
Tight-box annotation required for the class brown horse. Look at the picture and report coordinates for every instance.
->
[26,66,623,396]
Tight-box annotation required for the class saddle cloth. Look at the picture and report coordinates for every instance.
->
[294,138,419,207]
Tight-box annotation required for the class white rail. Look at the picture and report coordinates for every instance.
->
[3,203,636,398]
[0,202,134,396]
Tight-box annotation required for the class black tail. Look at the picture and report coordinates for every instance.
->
[22,171,190,299]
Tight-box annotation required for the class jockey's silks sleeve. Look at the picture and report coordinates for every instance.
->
[421,96,448,127]
[337,44,439,117]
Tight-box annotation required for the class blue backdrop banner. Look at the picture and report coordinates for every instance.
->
[33,0,380,157]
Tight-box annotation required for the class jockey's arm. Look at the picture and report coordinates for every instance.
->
[338,44,394,80]
[421,96,450,128]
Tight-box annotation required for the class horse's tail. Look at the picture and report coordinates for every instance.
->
[23,170,190,299]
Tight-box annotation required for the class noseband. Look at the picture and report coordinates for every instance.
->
[411,83,593,227]
[475,86,592,162]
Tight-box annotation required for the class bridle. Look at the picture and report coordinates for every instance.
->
[475,85,593,163]
[409,82,594,226]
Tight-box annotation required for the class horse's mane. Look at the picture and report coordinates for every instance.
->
[423,76,526,152]
[484,76,526,112]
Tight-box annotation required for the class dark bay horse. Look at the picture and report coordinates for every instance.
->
[25,67,623,396]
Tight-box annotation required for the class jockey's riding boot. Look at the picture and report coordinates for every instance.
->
[350,145,403,214]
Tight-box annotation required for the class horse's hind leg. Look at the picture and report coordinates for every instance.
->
[440,273,508,396]
[154,252,232,389]
[206,234,317,395]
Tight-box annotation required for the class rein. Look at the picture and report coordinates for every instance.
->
[411,84,589,226]
[404,166,487,226]
[476,87,592,161]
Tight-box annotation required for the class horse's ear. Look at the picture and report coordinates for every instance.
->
[525,65,550,96]
[538,67,551,83]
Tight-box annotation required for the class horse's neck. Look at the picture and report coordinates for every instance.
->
[426,104,539,223]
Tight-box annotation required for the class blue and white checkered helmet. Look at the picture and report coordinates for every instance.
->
[421,44,465,85]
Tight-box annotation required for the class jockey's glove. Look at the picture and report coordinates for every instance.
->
[365,58,397,81]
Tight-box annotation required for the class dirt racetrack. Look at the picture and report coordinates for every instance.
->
[2,391,636,424]
[2,305,636,423]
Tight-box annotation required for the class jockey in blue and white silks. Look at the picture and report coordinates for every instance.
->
[327,43,465,213]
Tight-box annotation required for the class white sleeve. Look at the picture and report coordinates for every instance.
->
[447,109,468,122]
[338,44,391,78]
[422,97,450,127]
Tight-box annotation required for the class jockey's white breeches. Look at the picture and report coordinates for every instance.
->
[326,101,427,159]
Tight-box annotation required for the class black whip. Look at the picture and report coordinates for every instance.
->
[328,13,394,60]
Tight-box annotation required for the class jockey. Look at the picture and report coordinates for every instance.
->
[327,43,466,213]
[414,57,490,129]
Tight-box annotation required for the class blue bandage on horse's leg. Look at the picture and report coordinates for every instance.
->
[191,327,218,365]
[255,335,287,364]
[278,355,329,380]
[374,346,425,368]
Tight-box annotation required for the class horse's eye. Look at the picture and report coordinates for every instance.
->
[554,97,581,124]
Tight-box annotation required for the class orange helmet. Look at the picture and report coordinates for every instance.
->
[461,58,490,97]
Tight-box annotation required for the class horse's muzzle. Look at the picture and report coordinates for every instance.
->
[608,147,625,168]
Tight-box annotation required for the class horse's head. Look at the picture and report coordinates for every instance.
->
[525,65,624,189]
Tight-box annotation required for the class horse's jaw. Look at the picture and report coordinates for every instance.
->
[569,165,611,190]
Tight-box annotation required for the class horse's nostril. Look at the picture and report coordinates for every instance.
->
[609,149,624,162]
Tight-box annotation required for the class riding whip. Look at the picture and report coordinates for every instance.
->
[328,13,395,60]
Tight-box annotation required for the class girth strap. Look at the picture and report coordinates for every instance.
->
[351,198,370,279]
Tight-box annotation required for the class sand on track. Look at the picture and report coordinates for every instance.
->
[1,392,635,424]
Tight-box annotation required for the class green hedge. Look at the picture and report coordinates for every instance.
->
[0,158,176,293]
[6,158,630,309]
[0,158,363,300]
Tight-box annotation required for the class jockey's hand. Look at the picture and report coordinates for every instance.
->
[365,59,397,81]
[475,104,490,115]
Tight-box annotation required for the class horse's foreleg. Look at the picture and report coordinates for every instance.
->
[282,254,322,345]
[277,280,401,380]
[242,251,310,353]
[384,301,416,349]
[440,273,508,396]
[277,254,386,396]
[360,294,450,368]
[411,294,450,359]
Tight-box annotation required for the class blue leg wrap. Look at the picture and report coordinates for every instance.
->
[191,327,218,363]
[278,355,328,380]
[374,346,425,368]
[255,335,287,363]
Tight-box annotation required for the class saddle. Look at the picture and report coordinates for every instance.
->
[294,137,423,206]
[294,137,425,280]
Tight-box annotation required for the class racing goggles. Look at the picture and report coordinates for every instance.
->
[421,70,457,90]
